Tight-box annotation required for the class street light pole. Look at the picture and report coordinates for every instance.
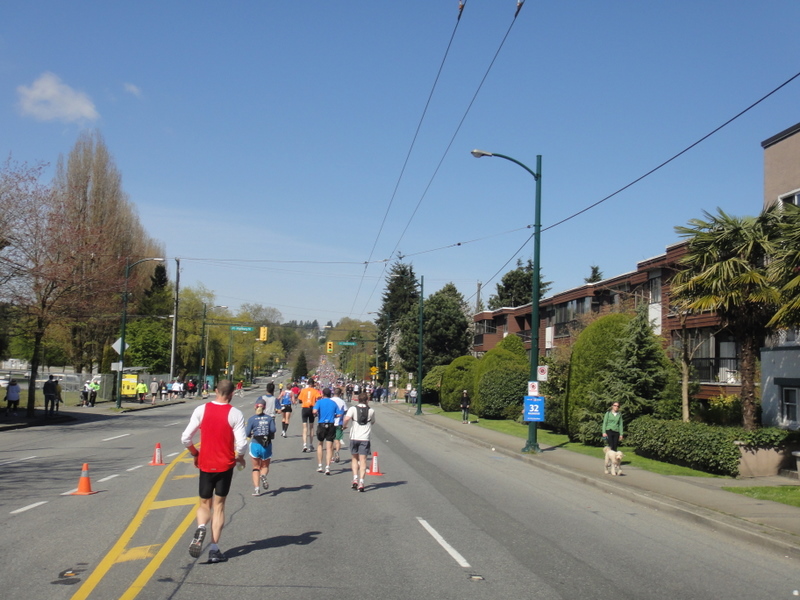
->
[199,304,227,390]
[116,256,165,409]
[472,149,542,452]
[415,275,424,416]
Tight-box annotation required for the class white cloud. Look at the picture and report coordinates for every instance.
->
[16,72,99,122]
[123,82,142,97]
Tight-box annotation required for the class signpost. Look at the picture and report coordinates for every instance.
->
[337,341,357,346]
[230,326,254,332]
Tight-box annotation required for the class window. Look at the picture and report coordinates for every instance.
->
[780,190,800,206]
[648,275,661,303]
[782,387,798,423]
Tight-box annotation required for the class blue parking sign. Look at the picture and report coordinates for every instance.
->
[523,396,545,422]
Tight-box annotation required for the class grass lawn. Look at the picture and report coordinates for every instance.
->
[722,486,800,508]
[434,408,722,478]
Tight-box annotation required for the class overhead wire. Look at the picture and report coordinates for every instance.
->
[356,0,527,316]
[348,0,471,316]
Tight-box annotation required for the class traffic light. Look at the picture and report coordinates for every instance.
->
[259,326,268,341]
[225,361,229,374]
[326,341,334,354]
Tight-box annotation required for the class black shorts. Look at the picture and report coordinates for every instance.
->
[302,407,315,424]
[198,469,234,500]
[316,422,336,442]
[281,405,292,413]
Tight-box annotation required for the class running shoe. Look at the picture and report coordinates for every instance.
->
[302,446,308,453]
[253,487,260,496]
[188,526,206,558]
[317,465,323,473]
[352,479,358,490]
[358,482,365,492]
[208,549,227,563]
[260,474,269,490]
[333,451,339,463]
[325,467,331,475]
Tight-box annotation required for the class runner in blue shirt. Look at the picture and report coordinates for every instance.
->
[313,388,344,475]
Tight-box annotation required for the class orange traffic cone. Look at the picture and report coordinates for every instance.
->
[71,463,99,495]
[149,442,165,466]
[366,451,384,476]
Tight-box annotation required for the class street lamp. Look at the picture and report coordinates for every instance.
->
[472,149,542,453]
[116,257,165,409]
[199,304,227,390]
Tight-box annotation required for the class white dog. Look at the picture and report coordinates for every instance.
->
[603,446,624,476]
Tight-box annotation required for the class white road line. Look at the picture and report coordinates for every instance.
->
[166,452,179,457]
[164,421,181,427]
[416,517,471,568]
[97,474,119,483]
[102,433,131,441]
[0,455,37,466]
[11,501,48,514]
[126,465,143,472]
[61,488,78,496]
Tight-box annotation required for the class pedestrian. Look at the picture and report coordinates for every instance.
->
[181,379,247,563]
[313,387,343,475]
[5,379,21,417]
[278,385,293,437]
[409,387,418,405]
[298,380,321,453]
[55,378,63,413]
[89,379,99,407]
[460,390,471,424]
[343,391,375,492]
[331,387,347,464]
[246,399,276,496]
[149,378,159,405]
[159,380,168,402]
[137,380,148,403]
[81,380,90,406]
[602,401,624,451]
[42,375,58,416]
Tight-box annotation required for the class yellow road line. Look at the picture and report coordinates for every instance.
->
[69,449,196,600]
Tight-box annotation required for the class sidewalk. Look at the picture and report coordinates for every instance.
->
[385,402,800,556]
[0,396,190,432]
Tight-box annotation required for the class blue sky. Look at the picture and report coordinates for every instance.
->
[3,2,799,326]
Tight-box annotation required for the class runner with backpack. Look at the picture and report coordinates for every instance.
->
[245,399,277,496]
[343,391,375,492]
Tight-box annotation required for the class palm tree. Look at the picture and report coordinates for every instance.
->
[768,203,800,328]
[671,207,782,431]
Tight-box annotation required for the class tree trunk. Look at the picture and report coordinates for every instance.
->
[681,357,690,423]
[739,336,759,431]
[26,322,45,418]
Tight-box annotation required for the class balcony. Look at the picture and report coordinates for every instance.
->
[690,358,741,384]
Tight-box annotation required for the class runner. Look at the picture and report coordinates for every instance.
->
[343,391,375,492]
[245,399,276,495]
[278,385,294,437]
[297,380,322,452]
[181,379,247,563]
[255,382,278,417]
[331,387,347,463]
[313,388,343,475]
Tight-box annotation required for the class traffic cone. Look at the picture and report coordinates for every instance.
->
[149,442,165,466]
[71,463,99,495]
[366,451,384,476]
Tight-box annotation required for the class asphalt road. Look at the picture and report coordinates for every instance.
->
[1,394,797,600]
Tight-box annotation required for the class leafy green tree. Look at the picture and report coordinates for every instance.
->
[294,351,309,380]
[496,332,527,360]
[671,207,782,431]
[566,313,631,438]
[584,265,603,283]
[539,351,571,433]
[422,364,448,404]
[396,283,471,375]
[768,202,800,328]
[440,355,477,411]
[487,259,552,309]
[125,319,171,372]
[376,261,420,382]
[471,344,527,417]
[576,303,670,444]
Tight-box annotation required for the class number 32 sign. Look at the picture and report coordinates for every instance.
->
[523,396,545,422]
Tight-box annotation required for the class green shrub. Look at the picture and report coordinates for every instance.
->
[705,392,742,426]
[440,355,477,412]
[626,417,800,477]
[566,313,631,438]
[472,346,527,417]
[422,365,447,404]
[475,363,528,419]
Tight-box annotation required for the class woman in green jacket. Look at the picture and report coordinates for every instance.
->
[602,402,623,451]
